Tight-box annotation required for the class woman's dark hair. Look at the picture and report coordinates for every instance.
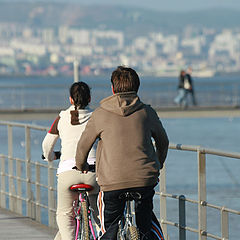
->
[69,82,91,110]
[180,70,185,76]
[111,66,140,93]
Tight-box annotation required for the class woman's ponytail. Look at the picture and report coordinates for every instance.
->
[69,82,91,125]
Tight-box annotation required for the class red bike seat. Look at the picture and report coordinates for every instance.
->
[70,184,94,192]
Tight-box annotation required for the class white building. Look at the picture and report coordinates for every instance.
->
[208,30,238,59]
[10,39,46,56]
[0,47,14,56]
[91,30,124,49]
[181,36,205,55]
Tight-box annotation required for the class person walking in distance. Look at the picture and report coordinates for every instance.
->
[42,82,100,240]
[184,66,197,107]
[174,70,187,107]
[75,66,169,239]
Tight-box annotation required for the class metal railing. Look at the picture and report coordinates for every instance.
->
[0,121,240,239]
[158,143,240,240]
[0,121,57,228]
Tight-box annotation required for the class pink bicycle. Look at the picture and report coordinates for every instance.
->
[70,183,97,240]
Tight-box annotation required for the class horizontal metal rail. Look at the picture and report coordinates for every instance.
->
[0,155,57,192]
[169,143,240,159]
[0,120,49,131]
[157,192,240,238]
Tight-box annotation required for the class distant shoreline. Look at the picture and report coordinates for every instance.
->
[0,71,239,79]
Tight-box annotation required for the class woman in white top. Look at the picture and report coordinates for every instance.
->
[42,82,99,240]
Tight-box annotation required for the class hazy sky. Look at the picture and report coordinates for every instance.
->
[69,0,240,11]
[4,0,240,11]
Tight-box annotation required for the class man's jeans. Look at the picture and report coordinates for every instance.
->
[174,88,187,106]
[98,186,155,239]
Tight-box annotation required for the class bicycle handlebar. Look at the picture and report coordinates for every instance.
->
[41,151,61,160]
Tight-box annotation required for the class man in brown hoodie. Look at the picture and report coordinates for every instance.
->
[75,66,169,239]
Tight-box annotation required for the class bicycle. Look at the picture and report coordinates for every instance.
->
[117,191,141,240]
[42,152,97,240]
[70,183,97,240]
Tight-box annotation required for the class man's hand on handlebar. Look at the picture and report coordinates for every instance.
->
[72,165,89,174]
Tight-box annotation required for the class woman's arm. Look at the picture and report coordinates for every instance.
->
[42,116,60,161]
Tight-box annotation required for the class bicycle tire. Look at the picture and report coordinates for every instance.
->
[126,226,140,240]
[80,201,90,240]
[117,228,124,240]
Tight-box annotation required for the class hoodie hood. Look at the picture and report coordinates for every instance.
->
[60,105,92,125]
[100,92,144,116]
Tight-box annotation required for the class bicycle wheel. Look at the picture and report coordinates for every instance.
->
[79,201,90,240]
[126,226,139,240]
[117,228,124,240]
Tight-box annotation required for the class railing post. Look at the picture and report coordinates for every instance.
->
[0,156,6,208]
[179,195,186,240]
[221,207,229,240]
[48,161,55,227]
[35,163,41,223]
[8,125,16,212]
[198,150,207,240]
[160,164,167,238]
[16,157,23,215]
[25,126,33,218]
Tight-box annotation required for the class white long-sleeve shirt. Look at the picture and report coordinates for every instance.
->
[42,106,96,174]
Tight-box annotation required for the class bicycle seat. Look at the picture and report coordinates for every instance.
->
[70,184,93,192]
[119,192,142,201]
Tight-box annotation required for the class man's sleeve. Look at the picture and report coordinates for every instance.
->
[186,74,193,86]
[151,110,169,169]
[42,116,60,161]
[75,113,99,171]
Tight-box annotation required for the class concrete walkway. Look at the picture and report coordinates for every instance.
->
[0,106,240,120]
[0,208,56,240]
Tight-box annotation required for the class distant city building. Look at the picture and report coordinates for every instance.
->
[0,21,240,76]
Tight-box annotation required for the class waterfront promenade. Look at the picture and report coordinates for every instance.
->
[0,106,240,120]
[0,208,56,240]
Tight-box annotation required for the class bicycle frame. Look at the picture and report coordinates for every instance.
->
[118,199,135,239]
[71,185,97,240]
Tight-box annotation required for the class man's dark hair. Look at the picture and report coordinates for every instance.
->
[111,66,140,93]
[70,82,91,109]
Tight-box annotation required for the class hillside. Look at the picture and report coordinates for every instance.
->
[0,2,240,37]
